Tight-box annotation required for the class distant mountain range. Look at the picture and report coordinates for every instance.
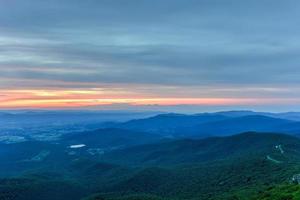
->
[215,110,300,121]
[2,109,300,140]
[108,111,300,138]
[0,110,161,143]
[0,110,160,126]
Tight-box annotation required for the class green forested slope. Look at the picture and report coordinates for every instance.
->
[2,132,300,200]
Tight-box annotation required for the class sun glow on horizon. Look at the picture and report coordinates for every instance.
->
[1,88,300,109]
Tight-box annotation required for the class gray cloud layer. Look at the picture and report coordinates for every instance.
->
[1,0,300,99]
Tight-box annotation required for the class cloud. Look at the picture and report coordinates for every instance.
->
[1,0,300,109]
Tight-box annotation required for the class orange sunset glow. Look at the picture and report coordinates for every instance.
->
[1,89,299,109]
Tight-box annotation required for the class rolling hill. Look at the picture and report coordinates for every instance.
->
[110,114,300,138]
[2,130,300,200]
[87,132,300,200]
[100,132,300,166]
[112,113,229,137]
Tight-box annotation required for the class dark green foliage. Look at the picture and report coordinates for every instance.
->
[84,194,172,200]
[0,177,87,200]
[2,132,300,200]
[100,157,299,200]
[253,184,300,200]
[101,132,300,166]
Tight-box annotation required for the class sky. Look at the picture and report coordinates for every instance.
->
[1,0,300,112]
